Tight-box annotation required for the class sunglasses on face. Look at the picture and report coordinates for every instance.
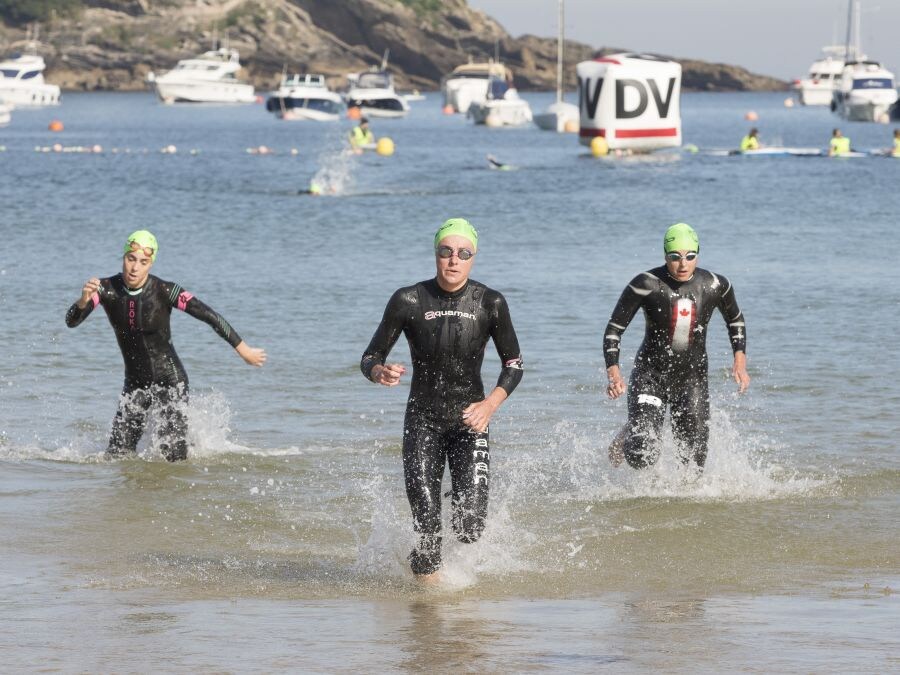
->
[127,241,155,257]
[665,251,698,262]
[436,245,475,261]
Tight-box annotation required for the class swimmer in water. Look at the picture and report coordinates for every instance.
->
[65,230,266,461]
[486,154,513,170]
[604,223,750,470]
[360,218,524,582]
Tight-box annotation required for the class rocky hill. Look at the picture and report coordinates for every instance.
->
[0,0,788,92]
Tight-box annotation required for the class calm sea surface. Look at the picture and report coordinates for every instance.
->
[1,91,898,672]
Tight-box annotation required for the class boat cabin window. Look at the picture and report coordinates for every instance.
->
[1,69,20,78]
[357,72,390,89]
[21,71,40,80]
[853,78,893,89]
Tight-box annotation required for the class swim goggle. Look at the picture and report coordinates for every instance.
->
[665,251,698,262]
[436,245,475,261]
[126,240,156,257]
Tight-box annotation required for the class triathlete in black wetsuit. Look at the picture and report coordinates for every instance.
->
[65,230,266,461]
[604,223,749,469]
[361,219,523,578]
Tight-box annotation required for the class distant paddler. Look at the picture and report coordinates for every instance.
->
[739,128,760,151]
[892,129,900,158]
[65,230,266,461]
[349,116,375,154]
[828,128,851,156]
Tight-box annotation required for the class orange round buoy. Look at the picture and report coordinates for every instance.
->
[49,120,64,132]
[347,106,362,120]
[563,119,579,134]
[744,111,759,121]
[442,104,454,115]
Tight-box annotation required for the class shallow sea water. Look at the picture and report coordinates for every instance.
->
[1,91,898,671]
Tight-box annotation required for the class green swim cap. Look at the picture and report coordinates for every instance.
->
[124,229,158,262]
[434,218,478,251]
[663,222,699,254]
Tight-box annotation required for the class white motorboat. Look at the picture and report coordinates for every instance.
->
[151,47,255,104]
[265,73,343,121]
[534,0,579,131]
[0,102,11,126]
[794,46,847,106]
[832,60,898,121]
[344,69,409,118]
[468,76,532,127]
[442,61,511,114]
[0,48,60,107]
[830,0,898,121]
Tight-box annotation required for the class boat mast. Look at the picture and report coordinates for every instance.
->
[556,0,564,104]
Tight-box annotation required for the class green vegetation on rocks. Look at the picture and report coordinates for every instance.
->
[0,0,83,25]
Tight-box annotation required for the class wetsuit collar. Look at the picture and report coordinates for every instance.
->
[119,273,149,295]
[433,277,469,298]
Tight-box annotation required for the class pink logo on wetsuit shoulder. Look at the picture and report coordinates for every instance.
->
[177,291,194,311]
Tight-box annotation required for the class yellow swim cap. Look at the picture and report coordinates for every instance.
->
[124,230,158,261]
[663,223,699,254]
[434,218,478,251]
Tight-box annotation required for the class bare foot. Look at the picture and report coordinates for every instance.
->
[415,571,443,585]
[608,425,628,468]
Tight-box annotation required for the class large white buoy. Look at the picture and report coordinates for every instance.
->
[577,53,682,152]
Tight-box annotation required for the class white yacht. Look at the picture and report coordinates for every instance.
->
[534,0,579,131]
[832,60,898,121]
[265,73,343,121]
[442,61,511,114]
[829,0,898,121]
[468,76,533,127]
[794,46,846,106]
[344,69,409,118]
[0,49,60,107]
[150,48,255,104]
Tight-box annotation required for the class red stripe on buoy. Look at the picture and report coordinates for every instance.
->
[615,128,678,138]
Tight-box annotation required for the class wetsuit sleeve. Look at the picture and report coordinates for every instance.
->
[165,282,243,348]
[489,292,523,396]
[361,289,408,381]
[65,280,106,328]
[716,274,747,354]
[603,273,651,368]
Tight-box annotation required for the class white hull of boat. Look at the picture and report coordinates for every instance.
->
[444,79,488,114]
[0,83,59,107]
[838,99,895,121]
[534,101,579,131]
[469,99,533,126]
[278,107,340,122]
[797,84,835,106]
[345,88,409,118]
[155,81,255,104]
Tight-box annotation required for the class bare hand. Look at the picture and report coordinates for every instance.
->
[77,277,101,308]
[607,365,626,399]
[732,352,750,393]
[462,399,498,433]
[372,363,406,386]
[236,341,267,367]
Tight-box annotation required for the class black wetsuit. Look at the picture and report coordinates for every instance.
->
[361,278,523,574]
[66,273,242,461]
[604,266,746,468]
